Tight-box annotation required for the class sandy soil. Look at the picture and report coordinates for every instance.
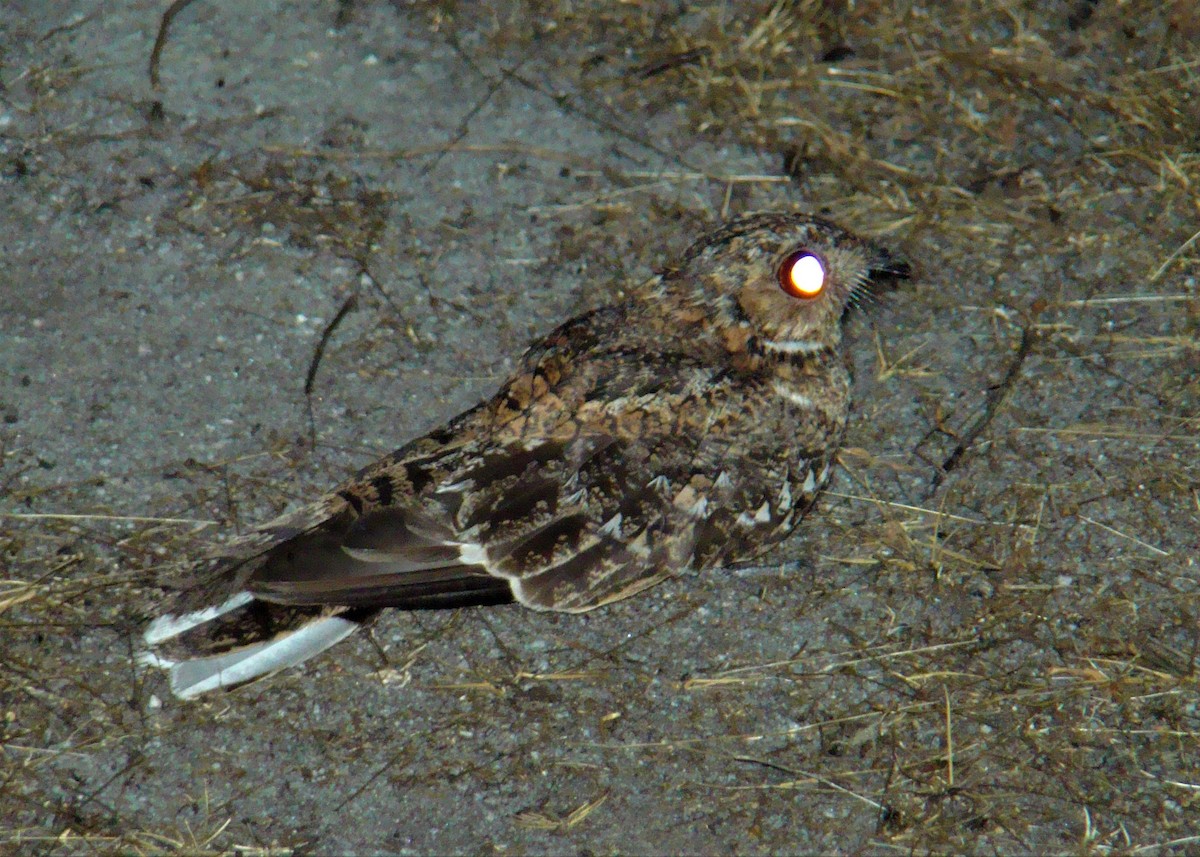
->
[3,1,1198,854]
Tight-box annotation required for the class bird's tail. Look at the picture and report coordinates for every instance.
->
[138,592,367,700]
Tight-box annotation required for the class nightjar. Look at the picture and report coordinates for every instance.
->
[141,212,909,699]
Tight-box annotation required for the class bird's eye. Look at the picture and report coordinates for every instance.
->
[777,251,826,299]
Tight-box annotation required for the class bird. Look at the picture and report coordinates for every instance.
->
[139,211,909,699]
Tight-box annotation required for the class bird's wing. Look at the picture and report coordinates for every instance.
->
[245,331,821,613]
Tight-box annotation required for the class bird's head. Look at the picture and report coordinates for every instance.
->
[672,212,910,354]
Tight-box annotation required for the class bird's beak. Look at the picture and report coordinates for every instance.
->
[867,244,912,283]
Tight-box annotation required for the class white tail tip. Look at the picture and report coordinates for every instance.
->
[140,615,359,700]
[143,592,255,645]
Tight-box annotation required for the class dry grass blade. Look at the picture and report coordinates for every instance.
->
[1076,515,1171,557]
[1150,226,1200,282]
[0,512,218,525]
[733,756,884,810]
[0,579,38,614]
[514,793,609,832]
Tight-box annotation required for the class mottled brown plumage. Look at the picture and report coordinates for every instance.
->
[141,212,909,698]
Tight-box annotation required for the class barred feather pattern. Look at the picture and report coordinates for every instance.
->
[142,212,908,697]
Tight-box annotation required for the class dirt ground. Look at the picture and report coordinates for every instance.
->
[2,1,1199,854]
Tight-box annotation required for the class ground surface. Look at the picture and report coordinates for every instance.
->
[2,1,1199,854]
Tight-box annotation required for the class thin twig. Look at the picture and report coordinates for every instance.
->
[502,68,702,177]
[629,47,711,80]
[38,12,99,43]
[304,293,358,449]
[149,0,203,90]
[930,310,1040,494]
[429,35,529,176]
[304,294,358,398]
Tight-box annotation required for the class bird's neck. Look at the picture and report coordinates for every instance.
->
[628,278,845,376]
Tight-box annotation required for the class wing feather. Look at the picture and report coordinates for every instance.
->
[149,333,820,658]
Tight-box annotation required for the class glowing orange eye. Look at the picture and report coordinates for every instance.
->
[778,251,826,299]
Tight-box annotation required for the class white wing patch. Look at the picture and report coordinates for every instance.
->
[458,543,489,567]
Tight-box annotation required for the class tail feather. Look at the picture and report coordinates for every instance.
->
[143,592,255,646]
[139,612,360,700]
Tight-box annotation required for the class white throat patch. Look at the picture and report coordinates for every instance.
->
[763,338,827,355]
